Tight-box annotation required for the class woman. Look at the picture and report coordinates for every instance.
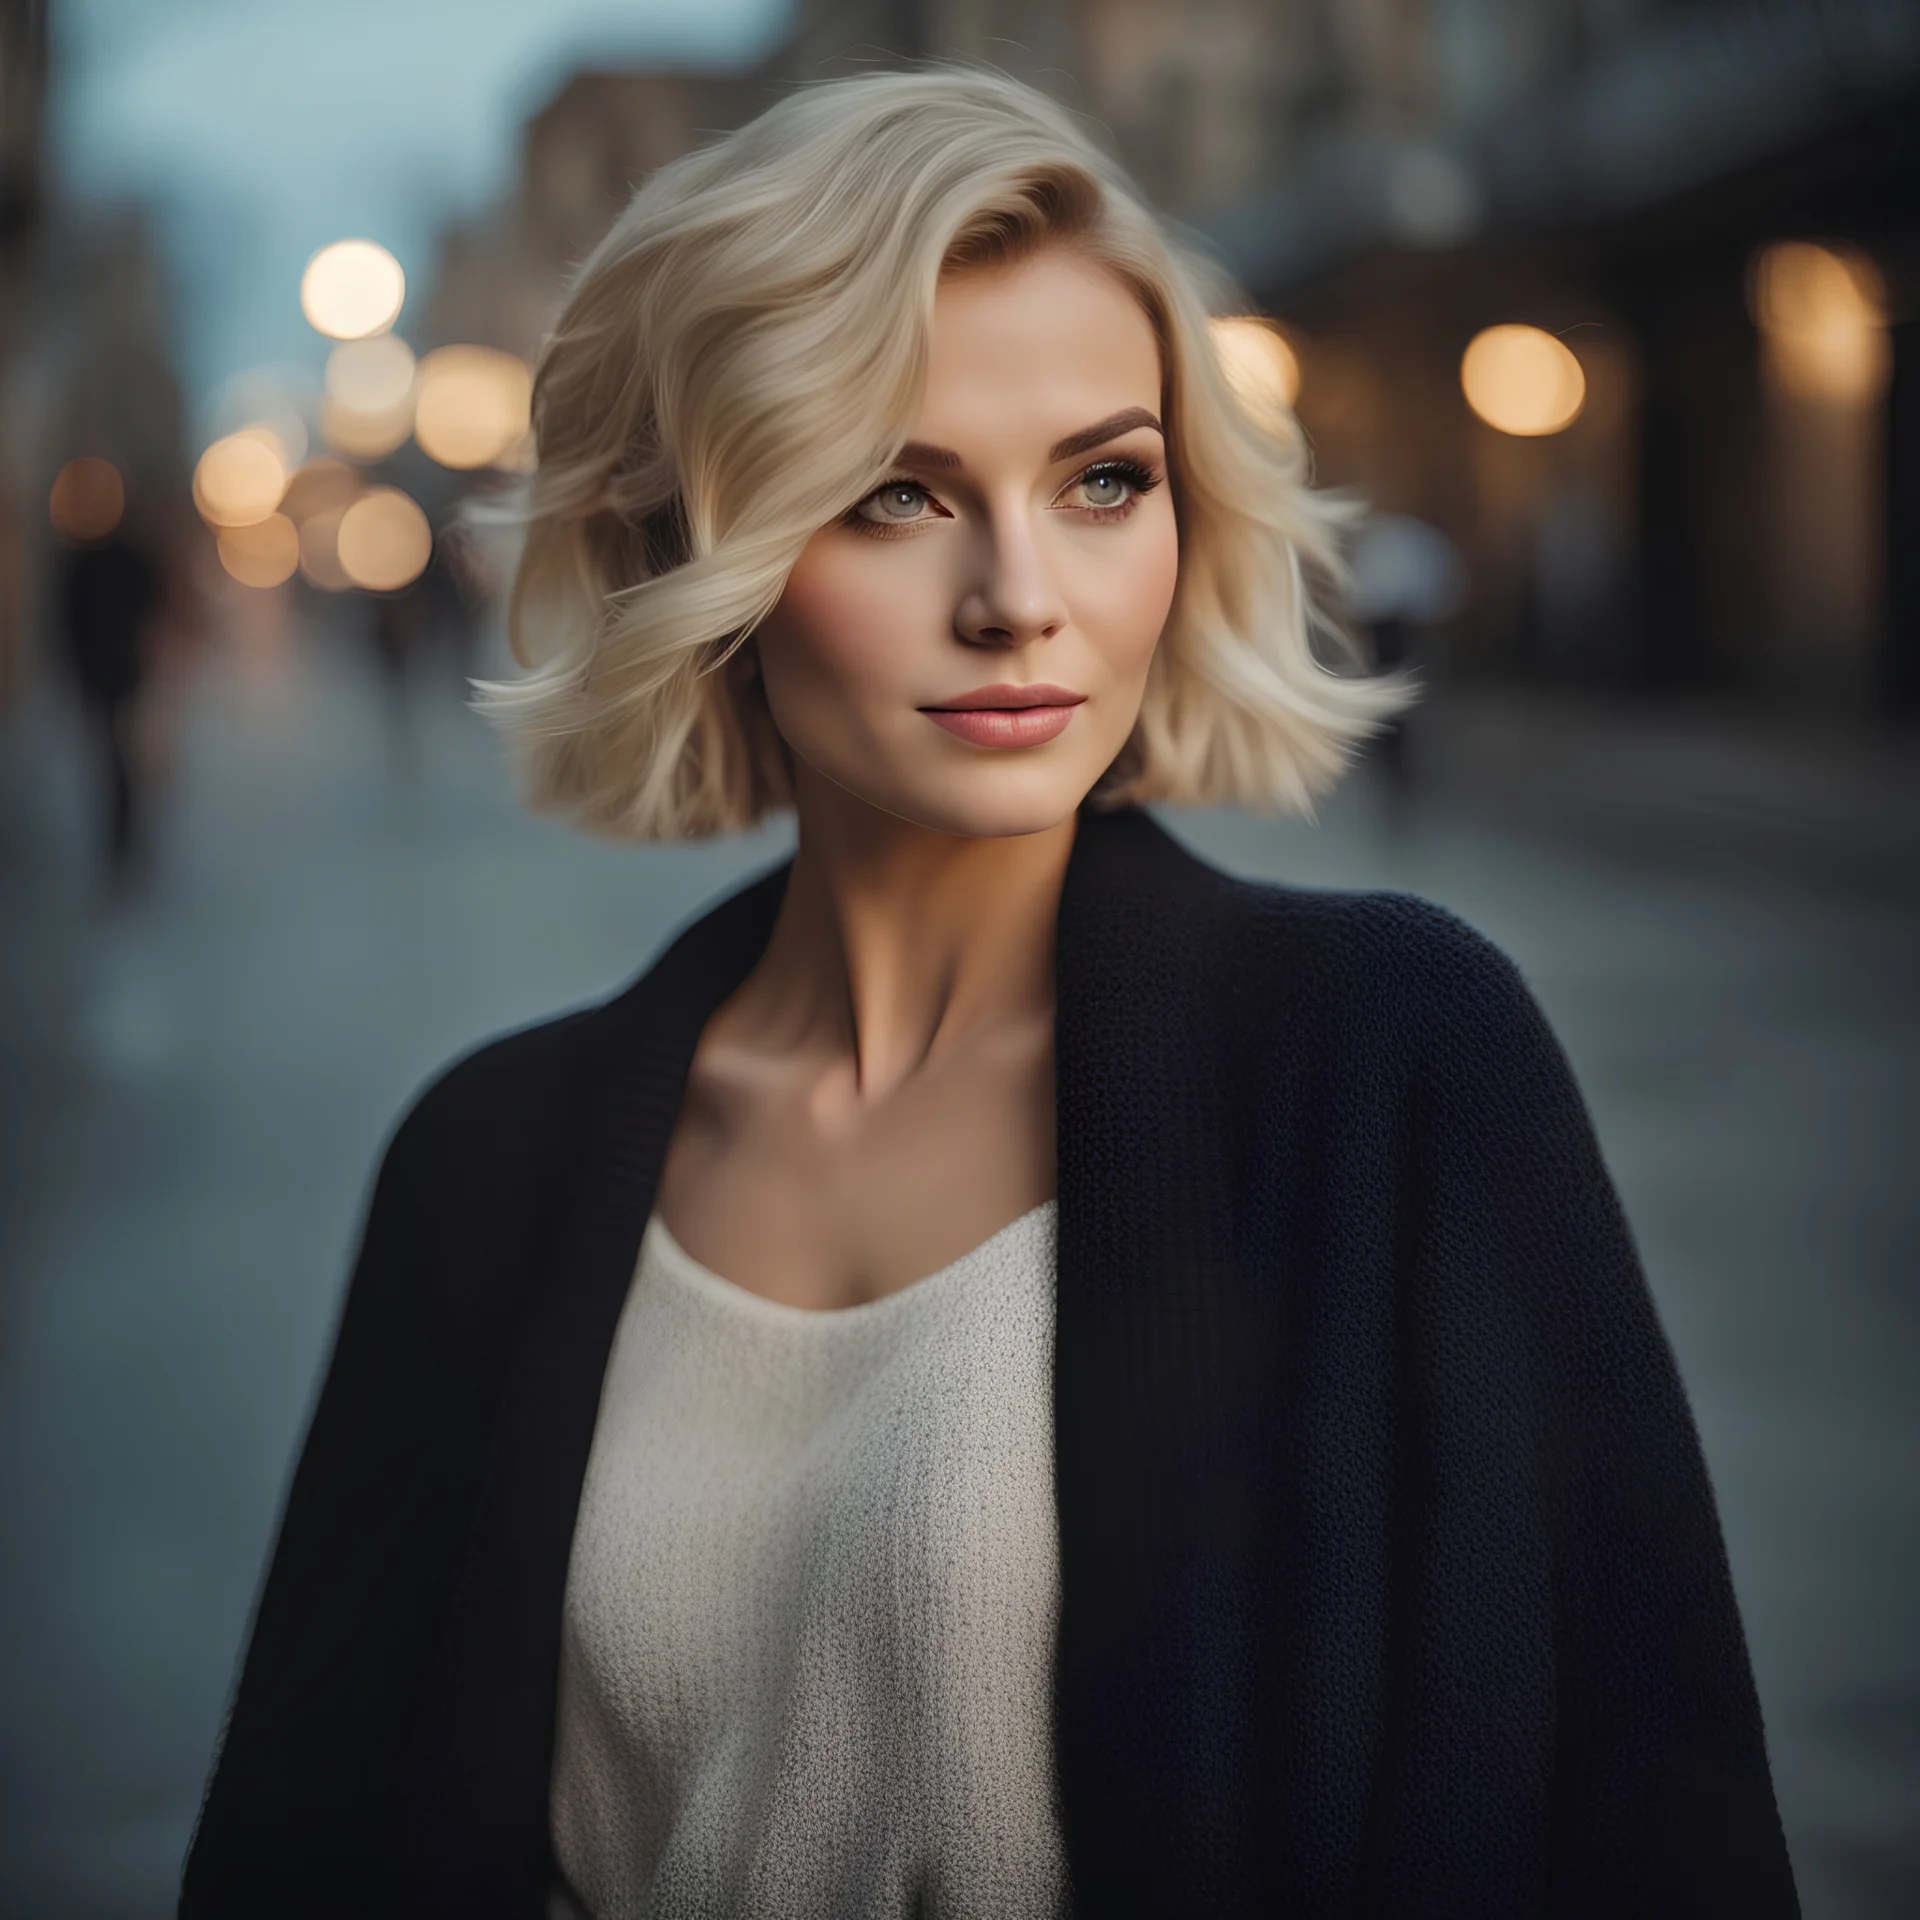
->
[180,68,1798,1920]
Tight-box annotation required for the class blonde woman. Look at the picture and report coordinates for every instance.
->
[180,68,1797,1920]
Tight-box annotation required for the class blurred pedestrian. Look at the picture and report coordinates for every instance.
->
[365,583,433,769]
[1348,510,1466,815]
[55,510,163,891]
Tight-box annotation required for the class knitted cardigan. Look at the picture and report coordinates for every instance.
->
[179,805,1799,1918]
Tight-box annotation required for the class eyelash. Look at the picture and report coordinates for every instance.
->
[845,456,1164,539]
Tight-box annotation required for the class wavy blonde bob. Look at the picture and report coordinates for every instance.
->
[472,65,1415,839]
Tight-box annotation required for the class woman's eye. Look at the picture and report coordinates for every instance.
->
[855,482,934,525]
[1060,461,1158,514]
[1076,472,1130,507]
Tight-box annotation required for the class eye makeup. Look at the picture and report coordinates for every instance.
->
[1056,457,1162,522]
[844,452,1165,539]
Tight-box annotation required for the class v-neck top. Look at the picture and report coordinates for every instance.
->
[547,1200,1072,1919]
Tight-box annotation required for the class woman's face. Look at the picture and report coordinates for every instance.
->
[754,244,1179,840]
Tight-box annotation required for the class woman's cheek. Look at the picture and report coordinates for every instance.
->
[775,544,931,703]
[1075,521,1179,678]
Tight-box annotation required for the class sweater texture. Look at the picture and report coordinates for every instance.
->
[179,804,1799,1918]
[548,1203,1069,1918]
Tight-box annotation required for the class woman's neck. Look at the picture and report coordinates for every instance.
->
[742,769,1076,1102]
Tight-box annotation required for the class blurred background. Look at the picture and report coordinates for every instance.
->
[1,0,1917,1913]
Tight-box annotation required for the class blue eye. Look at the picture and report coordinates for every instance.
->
[1063,458,1161,515]
[856,482,931,525]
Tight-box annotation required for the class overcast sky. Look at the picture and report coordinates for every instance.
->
[52,0,789,432]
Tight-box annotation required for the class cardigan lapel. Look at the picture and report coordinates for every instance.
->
[395,806,1255,1914]
[395,866,792,1913]
[1051,808,1275,1910]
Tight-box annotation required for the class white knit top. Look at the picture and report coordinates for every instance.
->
[547,1199,1072,1920]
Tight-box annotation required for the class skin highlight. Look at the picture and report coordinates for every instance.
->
[655,244,1180,1309]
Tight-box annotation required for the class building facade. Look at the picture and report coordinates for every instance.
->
[422,0,1920,714]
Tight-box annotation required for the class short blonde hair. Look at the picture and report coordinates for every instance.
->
[472,65,1414,839]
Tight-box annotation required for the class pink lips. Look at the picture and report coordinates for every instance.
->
[920,683,1086,749]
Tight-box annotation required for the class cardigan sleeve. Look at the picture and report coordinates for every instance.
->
[1406,914,1800,1918]
[178,1039,553,1919]
[179,1100,442,1916]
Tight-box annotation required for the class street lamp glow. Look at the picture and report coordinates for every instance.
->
[337,486,432,591]
[278,458,361,526]
[298,504,356,591]
[327,334,416,413]
[301,240,406,341]
[412,345,533,469]
[1211,316,1301,422]
[217,513,301,588]
[49,458,126,541]
[322,334,418,460]
[194,432,288,527]
[323,393,414,461]
[1748,241,1889,402]
[1460,325,1586,436]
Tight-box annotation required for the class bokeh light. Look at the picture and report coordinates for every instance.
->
[326,334,417,414]
[215,375,311,471]
[322,393,414,461]
[278,457,361,525]
[1460,325,1587,436]
[337,486,432,591]
[301,240,406,341]
[412,345,534,469]
[194,433,289,527]
[297,504,355,591]
[216,513,300,588]
[1211,315,1301,421]
[49,458,127,541]
[1748,240,1889,403]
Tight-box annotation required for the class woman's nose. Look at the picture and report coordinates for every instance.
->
[954,517,1067,649]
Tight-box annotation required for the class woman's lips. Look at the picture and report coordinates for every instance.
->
[921,685,1084,748]
[922,704,1078,747]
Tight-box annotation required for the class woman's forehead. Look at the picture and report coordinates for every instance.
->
[915,251,1162,461]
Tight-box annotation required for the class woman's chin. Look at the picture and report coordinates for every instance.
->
[831,765,1096,843]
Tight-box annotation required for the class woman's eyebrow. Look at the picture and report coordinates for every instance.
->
[1047,407,1164,462]
[893,406,1166,473]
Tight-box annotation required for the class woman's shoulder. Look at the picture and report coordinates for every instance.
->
[369,1001,609,1236]
[1107,809,1533,1032]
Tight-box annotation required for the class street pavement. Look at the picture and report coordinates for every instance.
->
[1,592,1915,1918]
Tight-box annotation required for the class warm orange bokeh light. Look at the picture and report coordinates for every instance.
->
[301,240,406,341]
[217,513,300,588]
[49,458,127,541]
[1749,241,1889,403]
[412,346,534,469]
[1460,325,1586,436]
[337,487,432,591]
[297,504,355,591]
[278,457,362,525]
[327,334,416,414]
[1211,316,1301,421]
[323,393,414,461]
[194,433,289,527]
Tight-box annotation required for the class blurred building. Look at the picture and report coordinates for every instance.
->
[0,0,49,701]
[422,0,1920,719]
[0,0,188,706]
[1187,0,1920,719]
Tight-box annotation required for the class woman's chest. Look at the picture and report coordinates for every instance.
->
[552,1208,1066,1900]
[656,1026,1058,1310]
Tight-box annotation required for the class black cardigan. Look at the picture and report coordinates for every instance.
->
[180,806,1799,1918]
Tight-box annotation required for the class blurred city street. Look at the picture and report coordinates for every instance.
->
[0,601,1915,1918]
